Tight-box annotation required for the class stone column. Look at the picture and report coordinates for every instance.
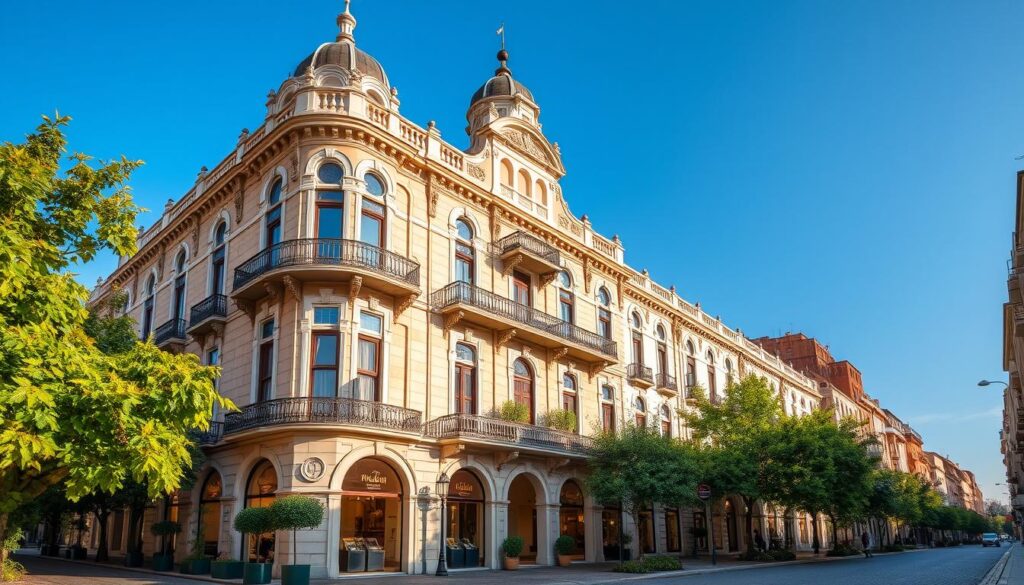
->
[537,503,559,565]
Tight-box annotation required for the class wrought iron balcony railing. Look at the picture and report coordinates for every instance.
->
[189,294,228,327]
[223,397,422,435]
[154,318,187,345]
[430,282,617,358]
[656,372,678,391]
[493,231,560,266]
[233,239,420,290]
[627,363,654,384]
[423,413,592,455]
[192,422,223,445]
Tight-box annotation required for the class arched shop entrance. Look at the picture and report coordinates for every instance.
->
[447,469,485,566]
[601,504,622,560]
[559,480,585,559]
[507,475,538,563]
[340,457,403,572]
[244,460,277,562]
[199,471,222,557]
[724,499,739,552]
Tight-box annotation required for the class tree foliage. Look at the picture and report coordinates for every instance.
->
[0,115,231,556]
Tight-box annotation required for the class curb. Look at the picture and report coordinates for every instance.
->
[13,553,245,584]
[979,544,1014,585]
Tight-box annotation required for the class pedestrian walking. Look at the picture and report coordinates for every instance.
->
[861,531,873,558]
[754,529,766,553]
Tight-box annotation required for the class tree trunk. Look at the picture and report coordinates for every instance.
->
[811,513,820,555]
[743,496,755,553]
[0,512,9,565]
[94,511,110,562]
[829,514,838,550]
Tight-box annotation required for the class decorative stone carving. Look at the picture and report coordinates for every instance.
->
[349,276,363,301]
[539,271,558,287]
[589,361,610,382]
[191,219,201,251]
[282,276,301,302]
[233,191,244,223]
[394,293,417,323]
[443,310,465,336]
[501,253,524,277]
[467,163,485,180]
[234,299,256,321]
[298,457,326,482]
[583,259,593,293]
[497,329,517,348]
[551,347,569,361]
[348,68,364,86]
[500,129,554,166]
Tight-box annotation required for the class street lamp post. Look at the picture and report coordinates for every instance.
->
[978,380,1009,388]
[435,472,450,577]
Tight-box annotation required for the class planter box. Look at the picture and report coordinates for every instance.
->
[502,556,520,570]
[281,564,310,585]
[123,551,145,567]
[152,553,175,572]
[243,562,273,585]
[179,558,211,574]
[70,547,87,560]
[211,560,245,579]
[556,554,572,567]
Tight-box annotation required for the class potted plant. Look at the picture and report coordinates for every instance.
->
[268,495,325,585]
[179,524,211,574]
[620,531,633,561]
[501,535,524,570]
[546,410,577,433]
[211,552,246,579]
[689,526,707,558]
[554,534,575,567]
[498,400,530,423]
[68,517,88,560]
[150,520,182,571]
[233,507,275,584]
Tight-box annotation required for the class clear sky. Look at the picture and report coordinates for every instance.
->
[2,1,1020,505]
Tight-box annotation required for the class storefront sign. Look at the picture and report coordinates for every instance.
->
[342,458,401,494]
[449,470,482,500]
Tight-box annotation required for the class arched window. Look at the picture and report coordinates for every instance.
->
[562,373,578,429]
[454,343,476,414]
[661,405,672,437]
[244,460,277,562]
[630,311,644,366]
[684,340,697,394]
[454,218,475,284]
[211,222,227,296]
[600,384,615,433]
[364,172,386,197]
[725,358,734,385]
[314,165,343,245]
[534,179,548,206]
[317,163,344,184]
[597,287,612,339]
[706,351,717,403]
[199,471,223,557]
[172,250,187,322]
[499,159,513,187]
[265,177,284,249]
[513,358,535,424]
[656,325,666,341]
[558,271,574,324]
[517,169,531,197]
[142,274,156,339]
[655,324,668,378]
[634,396,647,427]
[360,172,387,251]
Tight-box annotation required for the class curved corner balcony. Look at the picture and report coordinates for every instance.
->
[424,413,592,457]
[232,239,420,300]
[223,397,422,437]
[431,281,618,364]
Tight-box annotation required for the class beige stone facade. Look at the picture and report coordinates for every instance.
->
[88,6,847,577]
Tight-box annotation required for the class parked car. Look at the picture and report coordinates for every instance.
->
[982,533,1001,547]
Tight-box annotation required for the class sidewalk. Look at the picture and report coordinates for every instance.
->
[984,543,1023,585]
[16,546,926,585]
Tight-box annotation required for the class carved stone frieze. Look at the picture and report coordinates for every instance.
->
[467,163,485,181]
[282,276,301,302]
[500,129,554,167]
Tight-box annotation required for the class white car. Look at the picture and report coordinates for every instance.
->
[982,533,1001,547]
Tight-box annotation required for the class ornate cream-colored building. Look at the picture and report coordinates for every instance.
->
[89,5,834,577]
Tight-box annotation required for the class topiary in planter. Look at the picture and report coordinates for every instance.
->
[501,536,524,570]
[233,507,275,585]
[498,401,530,423]
[546,409,577,433]
[149,521,182,571]
[554,534,575,566]
[268,496,325,585]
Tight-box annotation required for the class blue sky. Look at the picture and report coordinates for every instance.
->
[2,1,1020,504]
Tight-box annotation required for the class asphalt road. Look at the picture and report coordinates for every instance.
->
[11,545,1009,585]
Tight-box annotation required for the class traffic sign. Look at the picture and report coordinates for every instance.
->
[697,483,711,500]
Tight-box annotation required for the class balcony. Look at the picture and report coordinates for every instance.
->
[154,318,187,350]
[192,422,223,446]
[494,231,561,275]
[683,373,698,403]
[655,372,678,397]
[223,397,422,436]
[1016,306,1024,338]
[187,294,228,336]
[431,282,617,364]
[627,363,654,388]
[424,413,592,457]
[232,239,420,300]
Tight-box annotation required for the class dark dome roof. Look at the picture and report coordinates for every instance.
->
[293,41,388,87]
[470,51,533,107]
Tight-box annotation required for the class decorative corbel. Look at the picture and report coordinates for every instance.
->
[551,347,569,361]
[440,443,465,460]
[501,253,524,277]
[496,450,520,471]
[210,322,224,339]
[191,218,201,251]
[264,282,282,305]
[489,204,501,242]
[394,293,417,323]
[583,259,593,294]
[616,275,626,309]
[426,175,442,218]
[281,276,302,303]
[588,360,610,382]
[443,310,465,337]
[233,191,244,223]
[155,245,167,281]
[497,328,518,348]
[548,458,571,474]
[349,276,363,301]
[539,271,558,287]
[234,299,257,322]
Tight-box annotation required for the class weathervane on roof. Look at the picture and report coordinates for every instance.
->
[496,22,505,51]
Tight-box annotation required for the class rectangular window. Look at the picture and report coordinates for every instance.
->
[455,362,475,414]
[360,311,383,334]
[708,366,717,402]
[562,392,577,416]
[657,343,668,375]
[512,271,531,306]
[257,319,275,402]
[265,205,282,248]
[173,275,186,321]
[598,308,611,339]
[142,299,154,339]
[455,243,474,284]
[211,247,226,295]
[665,508,681,552]
[559,290,574,323]
[601,403,615,433]
[360,198,385,248]
[356,336,380,401]
[207,347,221,417]
[313,306,340,325]
[310,332,339,397]
[631,332,644,365]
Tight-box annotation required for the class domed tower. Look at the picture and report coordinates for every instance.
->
[266,1,396,125]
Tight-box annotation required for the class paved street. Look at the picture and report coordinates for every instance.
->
[11,546,1015,585]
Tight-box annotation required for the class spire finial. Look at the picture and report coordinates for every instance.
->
[337,0,357,42]
[495,23,511,75]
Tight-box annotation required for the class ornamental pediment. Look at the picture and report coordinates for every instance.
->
[495,123,565,175]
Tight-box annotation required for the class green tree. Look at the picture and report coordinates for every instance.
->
[585,424,701,558]
[0,115,230,558]
[682,375,783,553]
[763,409,874,554]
